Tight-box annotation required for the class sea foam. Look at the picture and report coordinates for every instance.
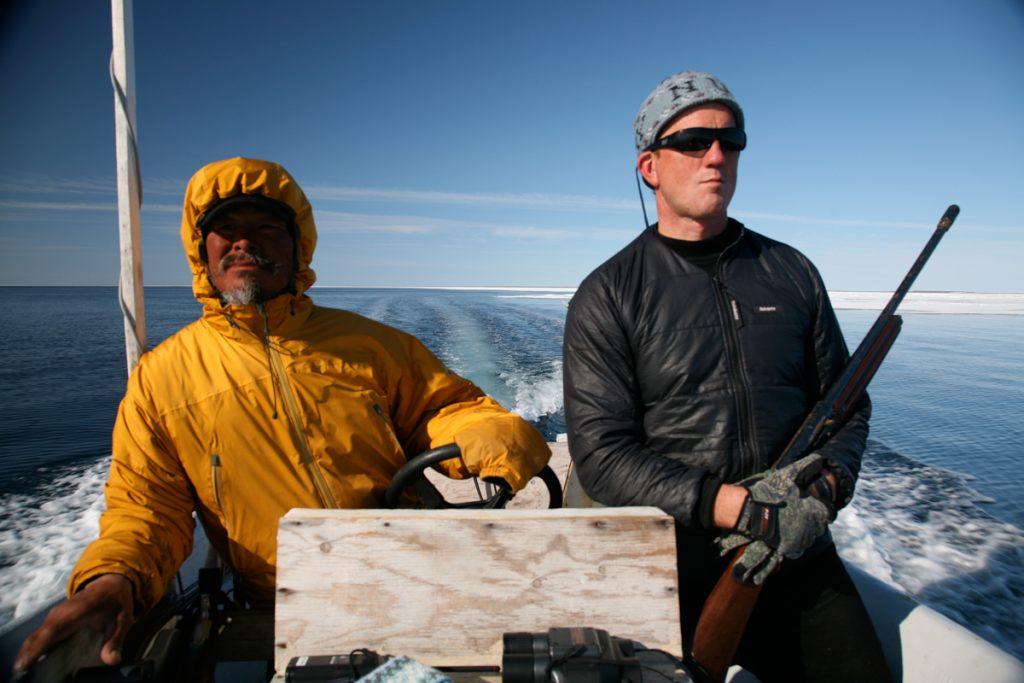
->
[834,441,1024,659]
[502,360,564,421]
[0,458,108,628]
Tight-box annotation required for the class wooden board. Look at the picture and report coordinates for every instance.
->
[274,507,680,671]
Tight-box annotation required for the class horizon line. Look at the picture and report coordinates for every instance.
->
[2,285,1023,295]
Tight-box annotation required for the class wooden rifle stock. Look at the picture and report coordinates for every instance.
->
[688,552,760,682]
[689,205,959,681]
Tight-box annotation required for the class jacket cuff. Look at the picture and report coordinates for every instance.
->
[698,475,724,529]
[69,569,140,615]
[477,466,523,492]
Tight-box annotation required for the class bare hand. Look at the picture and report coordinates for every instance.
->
[13,573,134,674]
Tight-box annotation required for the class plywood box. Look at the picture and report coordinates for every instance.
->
[275,507,680,671]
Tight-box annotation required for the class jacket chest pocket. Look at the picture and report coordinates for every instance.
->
[199,451,240,569]
[311,385,408,484]
[210,453,225,511]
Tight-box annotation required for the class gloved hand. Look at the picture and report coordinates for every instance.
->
[716,453,835,585]
[754,453,840,516]
[730,452,837,521]
[481,477,513,508]
[805,469,836,505]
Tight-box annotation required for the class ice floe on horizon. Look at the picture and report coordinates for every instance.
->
[828,291,1024,315]
[491,290,1024,313]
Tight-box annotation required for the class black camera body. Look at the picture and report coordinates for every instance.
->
[502,628,693,683]
[285,650,386,683]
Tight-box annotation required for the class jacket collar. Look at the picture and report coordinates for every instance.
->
[645,217,748,273]
[202,290,314,340]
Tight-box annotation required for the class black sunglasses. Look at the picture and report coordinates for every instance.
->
[645,127,747,154]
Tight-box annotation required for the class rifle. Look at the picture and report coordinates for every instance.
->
[689,205,960,682]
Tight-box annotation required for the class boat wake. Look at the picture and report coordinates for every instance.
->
[835,440,1024,660]
[0,458,107,629]
[502,359,563,422]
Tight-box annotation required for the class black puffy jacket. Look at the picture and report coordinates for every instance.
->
[563,220,868,528]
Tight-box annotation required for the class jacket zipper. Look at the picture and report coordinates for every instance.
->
[372,402,402,451]
[258,313,339,509]
[713,228,762,478]
[266,345,338,508]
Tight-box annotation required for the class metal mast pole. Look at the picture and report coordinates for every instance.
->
[111,0,146,372]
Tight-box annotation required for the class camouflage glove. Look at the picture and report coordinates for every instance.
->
[716,453,835,585]
[727,452,836,523]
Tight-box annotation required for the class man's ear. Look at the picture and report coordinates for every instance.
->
[637,151,658,190]
[198,226,211,264]
[289,222,300,272]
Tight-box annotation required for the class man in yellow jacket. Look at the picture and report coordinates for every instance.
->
[15,157,551,673]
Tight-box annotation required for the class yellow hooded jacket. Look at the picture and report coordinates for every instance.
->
[69,158,551,610]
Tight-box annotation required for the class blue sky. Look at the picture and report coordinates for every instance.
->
[1,0,1021,291]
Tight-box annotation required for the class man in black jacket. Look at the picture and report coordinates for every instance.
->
[563,71,890,682]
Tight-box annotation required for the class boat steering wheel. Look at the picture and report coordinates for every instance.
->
[384,443,563,509]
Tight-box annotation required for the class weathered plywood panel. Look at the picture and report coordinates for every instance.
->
[275,507,679,670]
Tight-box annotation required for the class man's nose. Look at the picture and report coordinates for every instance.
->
[229,227,260,249]
[230,236,253,251]
[704,140,726,164]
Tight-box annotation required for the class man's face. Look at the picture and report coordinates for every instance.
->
[204,207,295,305]
[638,103,739,225]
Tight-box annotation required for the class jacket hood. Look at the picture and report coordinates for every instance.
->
[180,157,318,307]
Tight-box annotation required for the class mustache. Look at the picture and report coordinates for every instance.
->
[218,249,279,273]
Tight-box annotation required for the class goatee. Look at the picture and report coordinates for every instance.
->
[211,249,279,306]
[219,278,264,306]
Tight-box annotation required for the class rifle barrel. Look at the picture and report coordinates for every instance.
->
[870,204,958,328]
[834,316,901,417]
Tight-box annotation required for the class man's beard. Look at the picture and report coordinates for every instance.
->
[210,250,282,306]
[220,278,264,306]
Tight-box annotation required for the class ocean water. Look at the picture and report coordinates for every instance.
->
[0,287,1021,660]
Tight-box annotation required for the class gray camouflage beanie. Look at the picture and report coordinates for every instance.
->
[634,71,744,153]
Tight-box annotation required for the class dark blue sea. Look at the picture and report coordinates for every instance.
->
[0,287,1022,660]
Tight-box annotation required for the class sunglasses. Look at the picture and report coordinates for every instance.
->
[645,127,747,154]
